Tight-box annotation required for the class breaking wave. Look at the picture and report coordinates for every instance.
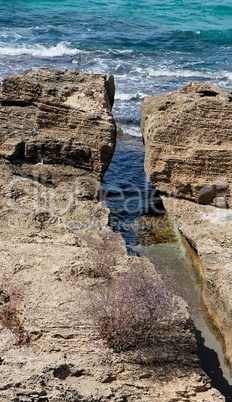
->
[0,42,79,58]
[135,66,232,82]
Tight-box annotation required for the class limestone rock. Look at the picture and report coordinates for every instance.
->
[0,71,225,401]
[141,82,232,207]
[141,81,232,384]
[0,68,116,175]
[161,196,232,371]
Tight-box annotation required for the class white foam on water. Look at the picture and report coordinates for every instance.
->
[109,48,134,55]
[135,66,232,82]
[143,67,211,78]
[1,31,22,40]
[115,92,132,101]
[0,42,80,57]
[119,124,141,137]
[115,91,147,101]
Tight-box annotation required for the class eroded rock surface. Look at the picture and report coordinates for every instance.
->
[141,81,232,377]
[0,68,116,175]
[0,71,224,401]
[161,197,232,370]
[141,82,232,207]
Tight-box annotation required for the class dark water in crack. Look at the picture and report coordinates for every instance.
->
[100,134,232,401]
[1,0,232,398]
[100,134,165,254]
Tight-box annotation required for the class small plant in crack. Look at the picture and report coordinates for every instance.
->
[83,234,117,278]
[0,287,29,345]
[87,259,183,352]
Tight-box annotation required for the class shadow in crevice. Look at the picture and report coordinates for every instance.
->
[101,134,232,399]
[195,329,232,401]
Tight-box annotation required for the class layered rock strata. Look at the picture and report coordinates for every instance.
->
[0,70,224,401]
[0,68,116,175]
[141,82,232,208]
[141,82,232,371]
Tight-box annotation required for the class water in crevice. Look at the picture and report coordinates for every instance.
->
[101,134,232,401]
[136,215,232,399]
[100,134,165,254]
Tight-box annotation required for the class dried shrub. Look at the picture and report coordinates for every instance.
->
[88,260,183,352]
[83,235,116,278]
[0,288,29,345]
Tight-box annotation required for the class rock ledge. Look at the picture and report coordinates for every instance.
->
[141,82,232,374]
[0,71,225,401]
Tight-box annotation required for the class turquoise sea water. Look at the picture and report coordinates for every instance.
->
[0,0,232,135]
[1,2,232,398]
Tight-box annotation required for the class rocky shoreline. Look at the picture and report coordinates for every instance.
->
[141,82,232,377]
[0,69,226,401]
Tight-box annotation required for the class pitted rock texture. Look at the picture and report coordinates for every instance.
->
[0,68,116,175]
[141,81,232,386]
[141,82,232,207]
[0,70,225,401]
[161,196,232,371]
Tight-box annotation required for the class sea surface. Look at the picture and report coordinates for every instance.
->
[0,0,232,136]
[1,1,232,399]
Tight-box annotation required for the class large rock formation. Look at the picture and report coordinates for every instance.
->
[161,197,232,371]
[0,70,224,401]
[0,68,116,175]
[141,82,232,373]
[141,82,232,208]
